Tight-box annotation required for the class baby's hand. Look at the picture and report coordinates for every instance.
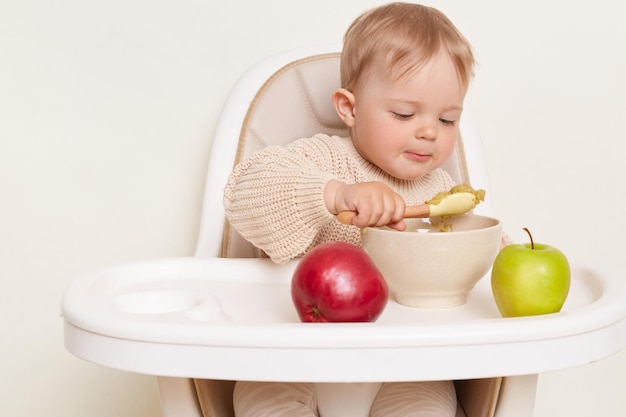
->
[325,180,406,230]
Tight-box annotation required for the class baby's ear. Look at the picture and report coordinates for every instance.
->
[333,88,356,127]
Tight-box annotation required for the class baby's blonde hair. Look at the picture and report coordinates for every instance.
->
[341,3,475,91]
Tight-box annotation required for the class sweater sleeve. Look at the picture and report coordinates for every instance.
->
[223,136,340,263]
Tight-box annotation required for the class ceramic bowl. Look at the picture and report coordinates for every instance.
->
[362,214,502,309]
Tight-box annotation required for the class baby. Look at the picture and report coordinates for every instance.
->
[224,2,474,416]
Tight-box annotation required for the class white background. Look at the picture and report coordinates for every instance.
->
[1,0,625,415]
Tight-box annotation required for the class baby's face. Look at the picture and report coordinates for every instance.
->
[349,50,466,181]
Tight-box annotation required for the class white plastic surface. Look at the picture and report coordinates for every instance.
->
[63,256,626,382]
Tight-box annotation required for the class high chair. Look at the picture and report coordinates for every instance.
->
[62,44,626,417]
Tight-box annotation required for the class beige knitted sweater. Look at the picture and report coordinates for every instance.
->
[223,134,456,263]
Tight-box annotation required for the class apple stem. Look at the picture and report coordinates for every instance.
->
[523,227,535,250]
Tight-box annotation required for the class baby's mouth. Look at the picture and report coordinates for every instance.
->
[404,150,433,162]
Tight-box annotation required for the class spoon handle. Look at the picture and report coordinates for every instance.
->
[404,204,432,218]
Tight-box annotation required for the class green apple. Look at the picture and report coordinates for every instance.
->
[491,228,570,317]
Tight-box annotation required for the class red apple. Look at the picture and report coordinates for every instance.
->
[291,241,389,322]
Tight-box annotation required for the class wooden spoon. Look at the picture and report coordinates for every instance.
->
[336,192,478,225]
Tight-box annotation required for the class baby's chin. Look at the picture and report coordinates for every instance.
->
[384,167,433,181]
[370,155,440,181]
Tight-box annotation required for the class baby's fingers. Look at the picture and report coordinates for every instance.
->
[386,219,407,231]
[353,198,405,228]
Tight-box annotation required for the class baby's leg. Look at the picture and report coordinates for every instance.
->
[369,381,456,417]
[233,381,318,417]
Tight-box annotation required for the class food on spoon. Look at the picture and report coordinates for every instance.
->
[422,184,485,231]
[426,183,485,206]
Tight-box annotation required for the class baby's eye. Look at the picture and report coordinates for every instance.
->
[392,112,414,120]
[439,118,456,126]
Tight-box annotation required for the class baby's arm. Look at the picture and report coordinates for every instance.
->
[223,143,338,263]
[324,180,407,231]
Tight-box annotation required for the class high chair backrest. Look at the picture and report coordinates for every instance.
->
[194,44,493,259]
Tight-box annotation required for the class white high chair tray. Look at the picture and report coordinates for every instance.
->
[62,257,626,382]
